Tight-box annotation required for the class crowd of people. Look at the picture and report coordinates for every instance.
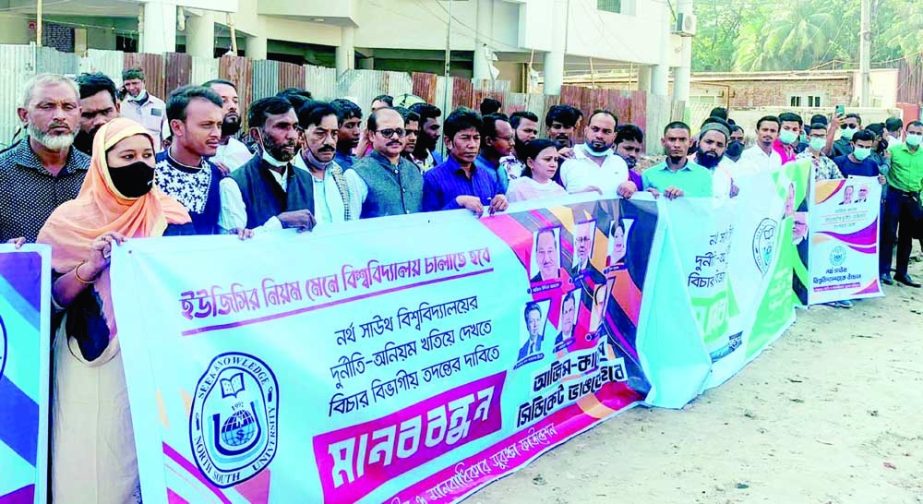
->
[1,67,921,502]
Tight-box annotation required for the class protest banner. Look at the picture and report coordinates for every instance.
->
[111,196,661,503]
[641,165,799,401]
[806,176,884,304]
[0,246,50,504]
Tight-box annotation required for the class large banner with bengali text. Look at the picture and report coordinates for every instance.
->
[112,196,662,503]
[0,246,50,504]
[806,175,883,304]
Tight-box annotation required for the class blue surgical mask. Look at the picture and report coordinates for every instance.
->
[779,129,799,145]
[841,127,858,141]
[906,133,922,147]
[809,137,826,152]
[853,147,872,161]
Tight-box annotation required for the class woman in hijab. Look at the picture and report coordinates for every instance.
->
[38,118,192,503]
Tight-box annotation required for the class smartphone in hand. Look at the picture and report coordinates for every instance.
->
[835,104,845,117]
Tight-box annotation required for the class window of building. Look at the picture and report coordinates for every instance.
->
[790,96,802,107]
[598,0,622,13]
[808,95,822,107]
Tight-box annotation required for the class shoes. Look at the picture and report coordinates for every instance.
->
[895,274,922,288]
[826,300,854,309]
[880,273,894,285]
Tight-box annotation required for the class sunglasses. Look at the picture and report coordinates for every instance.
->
[376,128,406,138]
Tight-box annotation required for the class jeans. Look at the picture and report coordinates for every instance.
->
[880,188,920,276]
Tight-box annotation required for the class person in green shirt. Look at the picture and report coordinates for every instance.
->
[642,121,713,199]
[881,120,923,287]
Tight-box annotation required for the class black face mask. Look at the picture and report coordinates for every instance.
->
[108,161,155,198]
[726,140,744,159]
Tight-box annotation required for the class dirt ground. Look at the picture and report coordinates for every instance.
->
[473,249,923,504]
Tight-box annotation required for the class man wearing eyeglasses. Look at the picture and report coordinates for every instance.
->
[350,107,424,218]
[422,108,509,215]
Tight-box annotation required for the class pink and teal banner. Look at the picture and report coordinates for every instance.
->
[110,168,808,502]
[0,246,50,504]
[111,196,660,503]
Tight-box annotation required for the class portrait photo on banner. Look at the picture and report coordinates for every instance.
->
[554,288,579,352]
[516,299,552,367]
[531,226,562,284]
[571,219,596,277]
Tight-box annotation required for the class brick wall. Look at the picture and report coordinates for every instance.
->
[693,77,854,108]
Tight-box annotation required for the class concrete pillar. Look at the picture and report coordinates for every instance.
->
[651,2,671,96]
[336,26,355,76]
[637,65,652,93]
[141,0,177,53]
[543,0,567,96]
[246,34,267,60]
[672,0,693,103]
[472,0,492,81]
[358,57,374,70]
[185,11,214,58]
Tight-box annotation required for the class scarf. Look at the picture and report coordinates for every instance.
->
[37,118,191,341]
[302,149,354,221]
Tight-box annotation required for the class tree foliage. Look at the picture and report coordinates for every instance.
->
[692,0,916,72]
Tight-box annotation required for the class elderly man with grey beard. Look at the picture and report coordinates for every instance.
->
[0,73,90,243]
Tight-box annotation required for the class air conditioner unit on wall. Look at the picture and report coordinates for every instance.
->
[674,13,697,37]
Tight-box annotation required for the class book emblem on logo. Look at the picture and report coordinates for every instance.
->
[190,352,279,487]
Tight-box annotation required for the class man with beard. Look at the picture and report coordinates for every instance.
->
[288,101,361,226]
[205,79,253,171]
[155,85,227,234]
[559,109,637,197]
[221,97,317,232]
[545,104,583,159]
[725,125,745,162]
[119,67,167,151]
[408,102,444,172]
[331,98,363,170]
[741,115,782,173]
[351,107,424,218]
[642,121,712,199]
[73,72,120,155]
[423,108,508,214]
[0,73,89,243]
[694,122,736,198]
[475,113,514,192]
[506,110,540,179]
[613,124,645,189]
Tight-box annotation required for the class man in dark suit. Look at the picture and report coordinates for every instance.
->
[554,291,577,350]
[518,302,545,361]
[531,228,560,283]
[571,221,594,276]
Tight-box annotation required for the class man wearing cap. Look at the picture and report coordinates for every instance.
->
[119,67,167,151]
[694,121,736,198]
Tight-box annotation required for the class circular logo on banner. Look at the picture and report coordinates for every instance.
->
[0,315,7,381]
[189,352,279,488]
[752,218,778,275]
[830,245,847,267]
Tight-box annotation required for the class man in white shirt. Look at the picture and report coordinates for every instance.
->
[558,109,637,197]
[292,101,361,225]
[205,79,253,172]
[740,115,783,174]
